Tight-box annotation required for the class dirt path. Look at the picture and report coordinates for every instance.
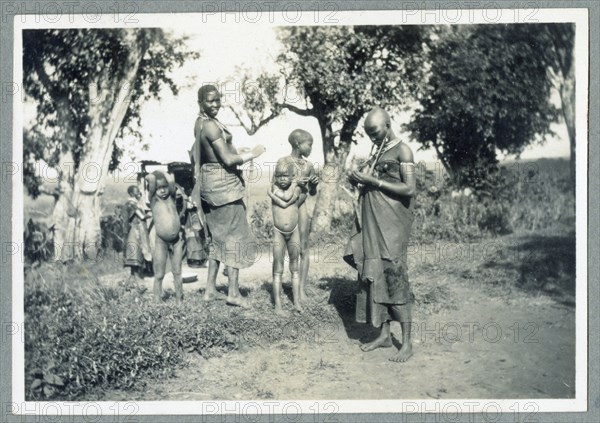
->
[105,262,575,400]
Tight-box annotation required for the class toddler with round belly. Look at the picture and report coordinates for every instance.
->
[146,170,184,303]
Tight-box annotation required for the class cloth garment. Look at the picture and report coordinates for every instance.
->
[202,199,258,269]
[344,143,415,327]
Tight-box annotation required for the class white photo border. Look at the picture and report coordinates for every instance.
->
[3,1,595,420]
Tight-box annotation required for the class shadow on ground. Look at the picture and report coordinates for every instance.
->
[317,277,376,343]
[480,231,575,306]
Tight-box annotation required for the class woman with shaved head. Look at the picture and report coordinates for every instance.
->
[189,84,266,307]
[344,107,417,362]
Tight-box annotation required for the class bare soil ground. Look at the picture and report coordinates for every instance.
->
[101,229,576,401]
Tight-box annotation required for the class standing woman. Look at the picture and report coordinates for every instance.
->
[190,85,266,307]
[344,107,417,362]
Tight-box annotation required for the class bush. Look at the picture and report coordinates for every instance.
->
[410,159,574,242]
[100,209,125,252]
[477,202,513,235]
[249,199,274,241]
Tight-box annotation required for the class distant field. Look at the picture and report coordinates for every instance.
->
[22,157,571,225]
[23,168,275,225]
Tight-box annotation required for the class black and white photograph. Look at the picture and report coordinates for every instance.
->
[3,1,594,419]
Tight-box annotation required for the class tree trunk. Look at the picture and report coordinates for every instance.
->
[549,24,576,192]
[560,51,576,192]
[62,30,146,261]
[310,121,354,234]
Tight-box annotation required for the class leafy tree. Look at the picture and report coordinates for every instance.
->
[23,28,197,260]
[230,26,426,232]
[408,24,566,191]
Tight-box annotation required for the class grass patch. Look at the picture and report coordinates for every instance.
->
[25,249,461,400]
[25,262,341,400]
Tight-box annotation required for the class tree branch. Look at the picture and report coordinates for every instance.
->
[227,105,254,134]
[248,112,281,135]
[280,103,314,117]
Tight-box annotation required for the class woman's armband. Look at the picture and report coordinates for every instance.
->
[209,137,225,145]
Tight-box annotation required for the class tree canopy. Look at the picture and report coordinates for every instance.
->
[23,28,197,197]
[230,25,427,231]
[408,24,564,189]
[23,28,197,259]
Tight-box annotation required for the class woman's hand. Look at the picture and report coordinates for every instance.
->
[308,175,319,186]
[251,144,266,158]
[349,170,377,187]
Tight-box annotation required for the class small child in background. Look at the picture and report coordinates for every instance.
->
[123,185,151,288]
[146,170,184,303]
[269,159,302,314]
[273,129,319,304]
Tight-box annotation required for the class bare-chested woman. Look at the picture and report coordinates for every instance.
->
[190,84,266,307]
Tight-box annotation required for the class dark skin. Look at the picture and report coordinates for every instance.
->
[349,107,416,363]
[151,178,184,304]
[199,91,266,167]
[269,130,318,304]
[198,89,266,307]
[270,166,303,315]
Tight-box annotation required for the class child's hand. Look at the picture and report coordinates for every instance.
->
[296,177,309,187]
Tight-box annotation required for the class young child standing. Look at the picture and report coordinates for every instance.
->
[146,170,184,303]
[272,129,318,304]
[269,159,303,314]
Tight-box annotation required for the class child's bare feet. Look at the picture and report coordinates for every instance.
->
[226,295,250,308]
[293,303,304,313]
[203,290,226,301]
[389,342,413,362]
[299,289,308,303]
[360,333,392,352]
[203,290,217,301]
[274,305,286,316]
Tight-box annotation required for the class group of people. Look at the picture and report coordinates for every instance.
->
[123,84,417,362]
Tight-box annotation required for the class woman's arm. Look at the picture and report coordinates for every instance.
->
[349,144,416,197]
[204,121,264,167]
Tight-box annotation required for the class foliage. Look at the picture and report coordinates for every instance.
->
[22,28,197,198]
[415,159,574,241]
[100,208,125,253]
[23,219,55,265]
[249,199,274,241]
[276,26,426,141]
[408,24,561,189]
[232,26,427,138]
[306,159,575,244]
[229,26,428,232]
[540,23,576,189]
